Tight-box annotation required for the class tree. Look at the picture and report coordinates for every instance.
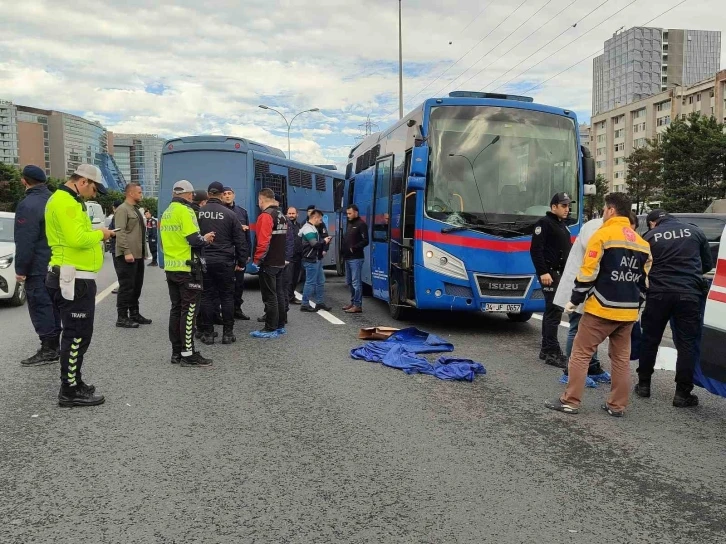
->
[140,197,158,217]
[660,113,726,213]
[585,174,608,219]
[625,140,662,213]
[0,163,24,212]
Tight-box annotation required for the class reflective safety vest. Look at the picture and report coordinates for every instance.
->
[571,216,652,321]
[160,201,200,272]
[45,186,104,273]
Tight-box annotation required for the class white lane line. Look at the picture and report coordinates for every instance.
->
[96,282,119,305]
[294,291,346,325]
[531,313,570,329]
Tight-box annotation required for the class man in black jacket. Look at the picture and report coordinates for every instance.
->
[13,165,61,366]
[197,182,248,345]
[286,207,303,305]
[223,186,251,320]
[529,192,573,368]
[341,204,369,313]
[636,210,713,407]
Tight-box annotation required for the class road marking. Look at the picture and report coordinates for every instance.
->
[294,291,345,325]
[96,282,119,305]
[531,313,570,329]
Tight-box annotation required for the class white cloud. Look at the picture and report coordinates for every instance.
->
[0,0,724,172]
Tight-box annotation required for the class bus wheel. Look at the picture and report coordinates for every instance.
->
[389,282,408,320]
[507,312,533,323]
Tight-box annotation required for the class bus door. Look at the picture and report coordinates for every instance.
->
[390,150,414,306]
[372,157,393,300]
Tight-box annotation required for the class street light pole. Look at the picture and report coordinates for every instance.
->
[258,105,320,160]
[398,0,404,119]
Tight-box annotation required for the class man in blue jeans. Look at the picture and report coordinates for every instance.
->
[341,204,369,313]
[299,209,332,312]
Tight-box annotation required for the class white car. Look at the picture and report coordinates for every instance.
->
[0,212,26,306]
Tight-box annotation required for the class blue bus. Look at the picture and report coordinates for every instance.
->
[157,136,345,271]
[340,91,596,321]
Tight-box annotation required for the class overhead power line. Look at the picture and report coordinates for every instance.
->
[488,0,639,93]
[438,0,555,96]
[457,1,494,36]
[453,0,577,92]
[520,0,688,94]
[402,0,530,109]
[474,0,613,92]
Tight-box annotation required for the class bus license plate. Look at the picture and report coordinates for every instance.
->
[484,303,521,313]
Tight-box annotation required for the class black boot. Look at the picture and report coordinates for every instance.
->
[673,384,699,408]
[130,308,152,325]
[20,339,59,366]
[58,384,105,407]
[77,381,96,395]
[116,309,139,329]
[199,332,215,345]
[222,327,236,345]
[180,352,213,367]
[234,308,250,320]
[171,353,181,365]
[634,377,651,398]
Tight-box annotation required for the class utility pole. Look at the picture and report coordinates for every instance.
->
[398,0,404,119]
[258,105,320,160]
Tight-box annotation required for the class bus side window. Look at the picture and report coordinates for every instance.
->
[403,150,416,240]
[347,178,355,207]
[333,178,345,212]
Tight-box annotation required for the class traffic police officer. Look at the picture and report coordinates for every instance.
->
[160,180,215,367]
[45,164,114,407]
[636,209,713,407]
[529,192,573,368]
[197,182,248,345]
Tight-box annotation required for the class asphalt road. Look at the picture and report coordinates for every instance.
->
[1,254,724,543]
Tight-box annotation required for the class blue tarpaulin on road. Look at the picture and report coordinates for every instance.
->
[350,328,485,382]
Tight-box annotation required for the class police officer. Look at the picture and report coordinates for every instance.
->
[14,165,62,366]
[159,180,215,367]
[145,210,159,266]
[530,192,573,368]
[45,164,115,407]
[197,182,248,345]
[636,210,713,407]
[222,186,251,320]
[286,207,303,305]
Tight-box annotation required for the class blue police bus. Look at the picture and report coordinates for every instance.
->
[157,136,345,271]
[340,91,596,321]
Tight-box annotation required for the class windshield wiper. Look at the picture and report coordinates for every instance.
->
[441,223,523,236]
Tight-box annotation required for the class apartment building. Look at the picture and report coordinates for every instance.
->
[0,100,19,166]
[593,27,721,115]
[110,133,164,197]
[590,69,726,192]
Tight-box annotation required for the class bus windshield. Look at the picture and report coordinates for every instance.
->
[427,105,579,234]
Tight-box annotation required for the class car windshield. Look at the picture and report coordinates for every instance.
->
[426,105,579,236]
[0,217,14,243]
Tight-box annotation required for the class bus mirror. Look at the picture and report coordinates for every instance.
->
[582,156,595,184]
[409,146,429,178]
[407,176,425,192]
[584,184,596,196]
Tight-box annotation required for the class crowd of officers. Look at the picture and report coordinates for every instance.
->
[531,191,713,416]
[11,160,713,414]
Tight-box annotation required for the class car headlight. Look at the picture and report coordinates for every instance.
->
[421,242,467,280]
[0,254,13,269]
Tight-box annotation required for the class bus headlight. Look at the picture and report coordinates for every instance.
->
[422,242,467,280]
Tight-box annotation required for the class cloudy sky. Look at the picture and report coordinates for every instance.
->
[1,0,724,168]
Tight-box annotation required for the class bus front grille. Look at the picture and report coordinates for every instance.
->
[475,275,532,298]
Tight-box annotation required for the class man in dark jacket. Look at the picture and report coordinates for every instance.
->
[223,186,251,320]
[529,192,573,368]
[286,207,303,305]
[341,204,369,313]
[14,165,61,366]
[197,182,248,345]
[636,210,714,407]
[145,210,158,266]
[252,189,288,338]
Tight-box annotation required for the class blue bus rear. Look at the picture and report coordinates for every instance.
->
[158,136,345,271]
[343,93,595,321]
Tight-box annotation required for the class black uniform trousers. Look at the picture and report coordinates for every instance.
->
[234,270,245,309]
[116,257,145,315]
[166,271,202,356]
[637,291,702,390]
[201,262,235,332]
[25,274,61,342]
[541,272,564,354]
[259,265,287,331]
[149,239,158,263]
[46,274,97,387]
[287,259,302,302]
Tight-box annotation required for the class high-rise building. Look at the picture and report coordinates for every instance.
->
[110,134,164,197]
[592,27,721,115]
[590,69,726,193]
[0,100,19,167]
[16,106,52,175]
